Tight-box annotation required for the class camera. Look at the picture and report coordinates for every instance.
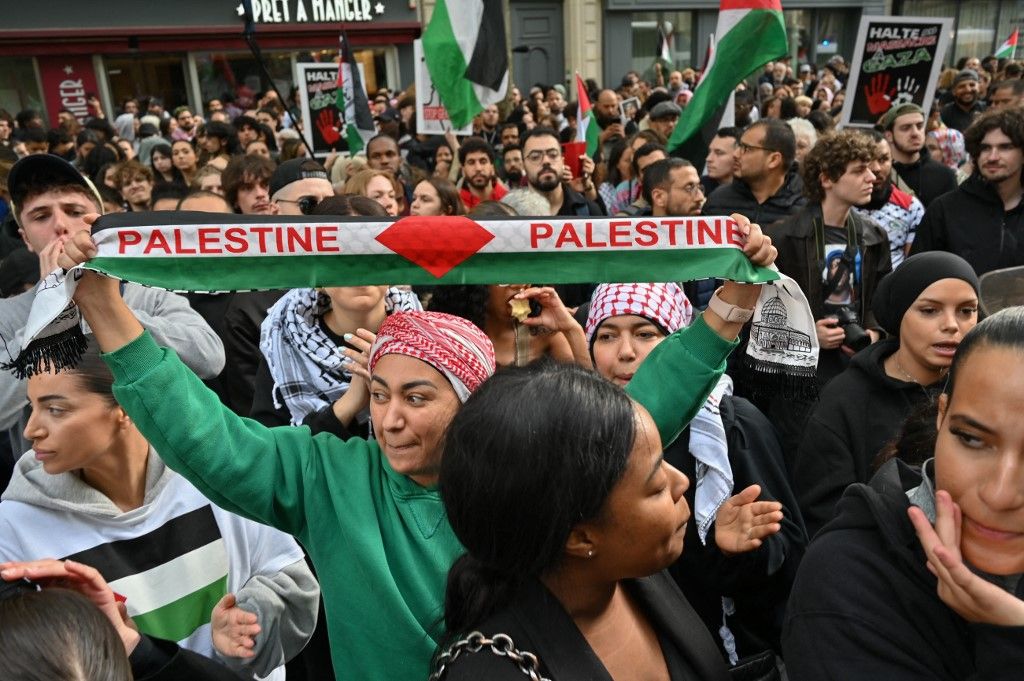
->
[831,306,871,352]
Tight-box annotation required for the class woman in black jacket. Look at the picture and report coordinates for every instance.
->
[584,282,807,661]
[435,360,780,681]
[783,307,1024,680]
[793,252,979,538]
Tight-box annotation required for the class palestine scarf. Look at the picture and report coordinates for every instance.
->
[3,211,817,392]
[260,287,422,426]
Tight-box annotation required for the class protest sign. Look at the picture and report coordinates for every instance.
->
[296,62,367,157]
[413,39,473,136]
[839,16,953,128]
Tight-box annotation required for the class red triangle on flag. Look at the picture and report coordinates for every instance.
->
[375,216,495,278]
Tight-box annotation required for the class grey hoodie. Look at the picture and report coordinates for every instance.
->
[1,448,318,678]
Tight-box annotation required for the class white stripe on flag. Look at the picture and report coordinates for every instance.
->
[111,539,228,616]
[445,0,484,65]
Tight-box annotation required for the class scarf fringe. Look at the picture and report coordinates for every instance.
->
[1,326,88,379]
[741,353,819,401]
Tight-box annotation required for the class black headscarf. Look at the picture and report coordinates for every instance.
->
[872,252,980,336]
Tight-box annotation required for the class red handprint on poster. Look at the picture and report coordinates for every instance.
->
[316,109,341,146]
[864,73,896,116]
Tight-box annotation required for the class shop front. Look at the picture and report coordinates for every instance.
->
[601,0,885,87]
[0,0,420,125]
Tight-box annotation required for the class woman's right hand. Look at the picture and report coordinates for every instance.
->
[909,491,1024,627]
[0,558,142,654]
[57,216,121,306]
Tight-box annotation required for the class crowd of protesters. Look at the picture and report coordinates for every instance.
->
[0,43,1022,681]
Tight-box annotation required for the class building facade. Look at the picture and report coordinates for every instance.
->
[5,0,1006,128]
[0,0,420,125]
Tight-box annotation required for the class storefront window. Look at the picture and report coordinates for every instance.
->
[105,54,189,113]
[194,51,295,112]
[0,58,44,119]
[785,10,811,63]
[956,0,1000,60]
[194,47,394,116]
[630,12,694,78]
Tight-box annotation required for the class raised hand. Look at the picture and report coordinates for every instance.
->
[864,73,896,116]
[0,558,142,654]
[211,593,261,659]
[893,76,921,106]
[317,109,342,146]
[909,491,1024,626]
[341,327,376,384]
[714,484,784,556]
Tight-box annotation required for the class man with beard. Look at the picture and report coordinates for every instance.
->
[644,157,705,218]
[498,123,519,152]
[941,69,986,132]
[882,103,957,208]
[703,119,806,225]
[911,108,1024,275]
[171,106,197,142]
[854,131,924,268]
[478,104,501,149]
[457,137,507,210]
[500,143,524,186]
[594,89,636,148]
[522,127,602,216]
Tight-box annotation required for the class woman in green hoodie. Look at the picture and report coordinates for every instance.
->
[53,213,775,680]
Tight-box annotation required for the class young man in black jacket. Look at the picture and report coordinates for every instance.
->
[883,103,958,208]
[762,130,892,456]
[911,107,1024,275]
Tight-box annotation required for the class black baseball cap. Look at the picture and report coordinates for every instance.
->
[8,154,104,225]
[269,158,330,198]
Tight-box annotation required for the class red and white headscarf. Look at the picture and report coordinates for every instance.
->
[584,282,694,341]
[368,311,496,402]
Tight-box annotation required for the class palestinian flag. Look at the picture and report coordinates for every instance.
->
[576,74,600,158]
[336,31,376,154]
[668,0,787,157]
[64,505,228,645]
[996,28,1018,59]
[656,24,674,72]
[422,0,508,129]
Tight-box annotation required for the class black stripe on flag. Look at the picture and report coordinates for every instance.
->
[63,505,222,583]
[464,0,508,92]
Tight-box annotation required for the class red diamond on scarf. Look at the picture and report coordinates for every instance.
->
[375,216,495,278]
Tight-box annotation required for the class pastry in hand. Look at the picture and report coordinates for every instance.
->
[509,297,531,323]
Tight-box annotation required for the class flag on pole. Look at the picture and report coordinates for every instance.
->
[422,0,509,129]
[336,32,376,154]
[996,28,1018,59]
[668,0,788,155]
[576,74,600,157]
[657,25,673,68]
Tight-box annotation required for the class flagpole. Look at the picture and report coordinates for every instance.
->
[239,0,317,159]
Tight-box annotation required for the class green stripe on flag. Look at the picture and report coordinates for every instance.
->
[584,112,600,157]
[422,0,483,128]
[132,574,228,643]
[669,9,786,151]
[89,249,776,292]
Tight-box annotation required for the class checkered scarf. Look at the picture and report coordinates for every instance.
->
[368,311,496,403]
[585,282,732,544]
[259,287,421,426]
